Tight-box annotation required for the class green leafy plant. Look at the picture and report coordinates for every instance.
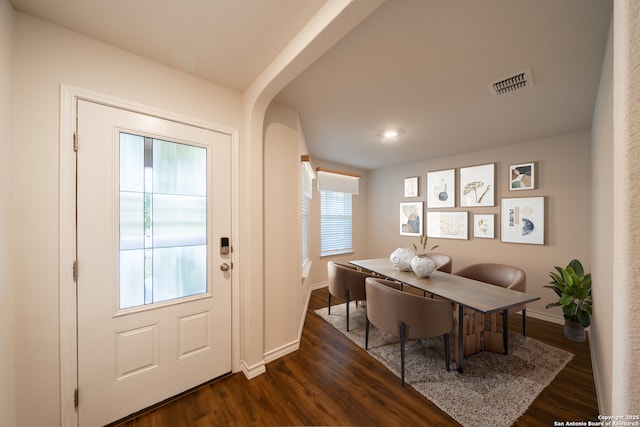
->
[544,259,592,328]
[411,234,439,254]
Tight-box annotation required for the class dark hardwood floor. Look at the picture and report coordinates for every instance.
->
[114,289,599,426]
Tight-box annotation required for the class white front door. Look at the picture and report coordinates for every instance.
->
[76,100,232,426]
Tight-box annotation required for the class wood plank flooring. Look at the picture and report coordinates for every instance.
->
[113,289,599,426]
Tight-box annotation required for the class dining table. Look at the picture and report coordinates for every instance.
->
[349,258,540,373]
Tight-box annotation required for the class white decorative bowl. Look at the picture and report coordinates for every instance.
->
[411,255,436,277]
[390,247,416,271]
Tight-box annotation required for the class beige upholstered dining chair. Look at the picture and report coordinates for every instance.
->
[364,277,454,386]
[455,263,528,335]
[327,261,373,332]
[425,252,453,273]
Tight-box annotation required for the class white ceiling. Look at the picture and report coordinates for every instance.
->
[10,0,612,170]
[10,0,327,92]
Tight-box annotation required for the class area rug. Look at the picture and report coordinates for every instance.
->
[315,302,573,427]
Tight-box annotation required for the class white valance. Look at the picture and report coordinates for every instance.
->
[317,168,360,195]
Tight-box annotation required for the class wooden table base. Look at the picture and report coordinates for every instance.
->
[454,310,505,366]
[454,309,482,365]
[483,313,505,353]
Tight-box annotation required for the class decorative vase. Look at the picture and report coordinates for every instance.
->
[390,247,415,271]
[435,178,448,201]
[411,255,436,277]
[564,319,586,342]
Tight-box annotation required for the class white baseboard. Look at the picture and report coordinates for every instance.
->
[311,281,328,291]
[263,340,300,364]
[240,359,266,380]
[298,284,312,341]
[526,309,565,325]
[261,282,314,366]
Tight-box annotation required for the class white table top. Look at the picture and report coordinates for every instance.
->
[349,258,540,314]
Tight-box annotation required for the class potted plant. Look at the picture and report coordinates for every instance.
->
[411,234,438,255]
[544,259,592,342]
[409,235,440,277]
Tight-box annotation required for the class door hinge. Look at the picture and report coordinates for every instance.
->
[73,260,78,282]
[74,388,79,408]
[73,132,78,152]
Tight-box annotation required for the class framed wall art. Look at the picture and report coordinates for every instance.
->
[404,176,419,197]
[501,197,545,244]
[509,162,535,191]
[427,169,455,208]
[460,163,495,207]
[473,214,495,239]
[400,202,423,236]
[426,211,468,240]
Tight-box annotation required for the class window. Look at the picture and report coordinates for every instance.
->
[301,158,314,266]
[316,168,360,257]
[320,190,352,256]
[119,133,207,309]
[302,190,311,263]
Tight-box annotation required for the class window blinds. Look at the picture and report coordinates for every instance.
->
[320,190,352,256]
[301,155,314,266]
[302,190,311,263]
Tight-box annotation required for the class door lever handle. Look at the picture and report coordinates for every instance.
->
[220,263,230,272]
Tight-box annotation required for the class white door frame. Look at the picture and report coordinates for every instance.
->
[58,84,240,426]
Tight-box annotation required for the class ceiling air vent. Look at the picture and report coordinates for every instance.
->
[489,68,534,97]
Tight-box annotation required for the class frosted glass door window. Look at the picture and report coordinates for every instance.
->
[119,133,208,309]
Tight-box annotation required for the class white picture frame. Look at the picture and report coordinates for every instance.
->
[404,176,419,197]
[473,214,495,239]
[501,197,545,244]
[427,169,455,208]
[427,211,468,240]
[400,202,423,236]
[460,163,495,207]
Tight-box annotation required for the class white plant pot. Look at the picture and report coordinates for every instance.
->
[411,255,436,277]
[390,247,415,271]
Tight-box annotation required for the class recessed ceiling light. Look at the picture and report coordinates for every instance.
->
[383,130,399,139]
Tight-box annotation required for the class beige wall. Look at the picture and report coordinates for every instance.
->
[0,1,15,426]
[366,131,591,320]
[12,12,242,426]
[264,102,307,358]
[591,16,614,415]
[262,102,372,357]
